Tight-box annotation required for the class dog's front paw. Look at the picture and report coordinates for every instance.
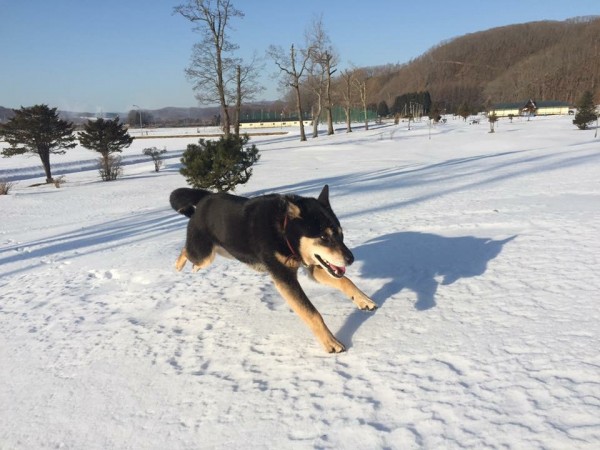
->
[353,293,378,311]
[321,336,346,353]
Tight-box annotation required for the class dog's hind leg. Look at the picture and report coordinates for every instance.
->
[175,247,189,271]
[175,246,216,272]
[309,266,378,311]
[190,246,216,272]
[176,227,217,272]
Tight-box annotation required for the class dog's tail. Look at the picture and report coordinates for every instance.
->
[169,188,211,218]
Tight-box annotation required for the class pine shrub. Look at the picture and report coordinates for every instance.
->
[573,90,598,130]
[179,135,260,192]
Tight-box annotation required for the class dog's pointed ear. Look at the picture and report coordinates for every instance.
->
[318,184,330,208]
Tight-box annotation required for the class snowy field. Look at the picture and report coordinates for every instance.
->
[1,116,599,449]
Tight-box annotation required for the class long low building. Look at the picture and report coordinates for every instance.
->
[492,99,571,117]
[240,119,312,129]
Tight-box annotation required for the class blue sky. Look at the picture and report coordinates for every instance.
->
[1,0,598,113]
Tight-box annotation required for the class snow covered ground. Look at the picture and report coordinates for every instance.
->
[1,116,599,449]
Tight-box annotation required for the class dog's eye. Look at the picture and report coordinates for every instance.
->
[320,234,330,243]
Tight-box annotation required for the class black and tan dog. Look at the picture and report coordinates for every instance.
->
[169,185,377,353]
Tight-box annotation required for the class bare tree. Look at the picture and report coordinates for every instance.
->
[268,43,313,141]
[353,68,372,131]
[233,54,265,136]
[305,17,327,138]
[488,112,498,133]
[322,52,337,135]
[306,16,338,136]
[174,0,243,138]
[305,62,326,138]
[339,69,355,132]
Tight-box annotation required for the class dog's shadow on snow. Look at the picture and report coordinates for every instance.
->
[336,232,516,347]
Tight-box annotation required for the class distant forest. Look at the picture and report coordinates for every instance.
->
[367,16,600,113]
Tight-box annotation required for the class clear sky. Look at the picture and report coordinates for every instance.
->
[1,0,598,113]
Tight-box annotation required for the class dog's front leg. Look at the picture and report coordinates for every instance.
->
[310,266,378,311]
[272,274,345,353]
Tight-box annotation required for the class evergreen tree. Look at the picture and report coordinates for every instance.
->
[79,117,133,181]
[419,91,432,115]
[377,100,389,118]
[180,134,259,192]
[391,91,431,117]
[391,95,404,116]
[457,102,471,121]
[573,90,597,130]
[0,104,76,183]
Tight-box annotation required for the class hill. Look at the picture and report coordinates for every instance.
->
[370,16,600,111]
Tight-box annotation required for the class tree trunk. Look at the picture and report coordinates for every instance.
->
[325,58,334,135]
[220,105,231,137]
[234,65,241,137]
[326,107,334,135]
[216,48,231,138]
[361,82,369,131]
[345,108,352,133]
[295,85,307,141]
[311,102,321,138]
[38,147,53,183]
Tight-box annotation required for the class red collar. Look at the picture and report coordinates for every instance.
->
[283,215,303,264]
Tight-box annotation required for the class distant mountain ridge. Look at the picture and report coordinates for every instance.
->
[369,16,600,111]
[0,105,222,126]
[0,104,277,126]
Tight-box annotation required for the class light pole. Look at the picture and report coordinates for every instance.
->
[133,104,143,136]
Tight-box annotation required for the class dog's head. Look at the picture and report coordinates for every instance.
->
[285,185,354,278]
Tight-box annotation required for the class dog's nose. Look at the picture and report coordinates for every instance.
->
[344,248,354,266]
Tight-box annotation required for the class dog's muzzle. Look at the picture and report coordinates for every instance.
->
[315,248,354,279]
[315,255,346,278]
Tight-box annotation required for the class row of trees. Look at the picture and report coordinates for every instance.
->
[173,1,377,141]
[174,2,595,142]
[164,1,600,142]
[1,92,595,192]
[266,17,377,138]
[0,105,134,183]
[137,2,599,140]
[0,104,261,191]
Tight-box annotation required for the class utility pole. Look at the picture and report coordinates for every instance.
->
[133,104,143,136]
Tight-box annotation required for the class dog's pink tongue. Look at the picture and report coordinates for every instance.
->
[332,264,346,276]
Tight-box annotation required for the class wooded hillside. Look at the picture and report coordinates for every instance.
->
[369,17,600,112]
